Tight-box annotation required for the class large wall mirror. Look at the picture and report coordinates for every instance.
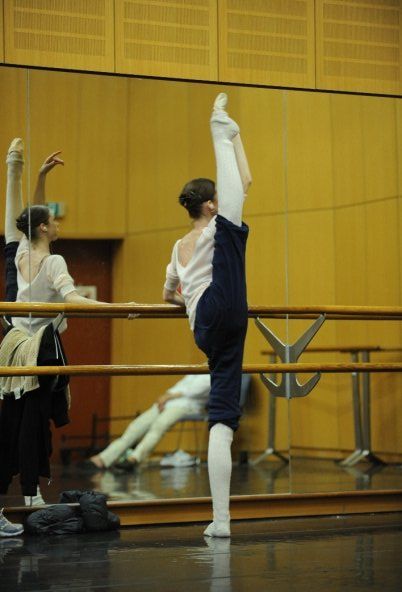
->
[283,90,402,495]
[0,65,400,509]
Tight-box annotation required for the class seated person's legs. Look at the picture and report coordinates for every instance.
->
[124,405,189,466]
[89,404,160,469]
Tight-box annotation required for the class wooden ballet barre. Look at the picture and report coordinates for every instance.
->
[1,302,402,320]
[0,363,402,377]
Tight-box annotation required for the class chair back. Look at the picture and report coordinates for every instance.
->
[239,374,252,409]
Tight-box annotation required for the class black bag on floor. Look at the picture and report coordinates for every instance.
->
[60,489,120,532]
[25,490,120,535]
[25,504,83,535]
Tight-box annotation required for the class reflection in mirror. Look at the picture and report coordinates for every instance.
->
[285,91,402,494]
[0,67,290,509]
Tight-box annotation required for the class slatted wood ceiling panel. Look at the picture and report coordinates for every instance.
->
[218,0,315,88]
[4,0,114,72]
[115,0,218,80]
[316,0,401,95]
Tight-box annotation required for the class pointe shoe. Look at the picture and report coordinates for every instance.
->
[203,521,231,538]
[211,94,239,140]
[6,138,24,163]
[213,92,228,112]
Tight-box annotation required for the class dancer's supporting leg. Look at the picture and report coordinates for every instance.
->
[204,95,248,537]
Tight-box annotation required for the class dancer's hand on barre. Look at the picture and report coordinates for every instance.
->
[162,288,185,306]
[39,151,64,176]
[64,290,107,305]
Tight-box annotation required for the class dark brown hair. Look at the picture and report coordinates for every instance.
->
[178,178,215,219]
[16,206,50,240]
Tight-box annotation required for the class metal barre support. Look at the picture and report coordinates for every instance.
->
[251,354,288,465]
[255,315,326,398]
[340,350,386,467]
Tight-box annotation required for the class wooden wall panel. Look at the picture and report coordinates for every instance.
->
[0,67,28,235]
[285,91,333,212]
[4,0,115,72]
[26,69,128,237]
[126,79,287,233]
[365,199,400,346]
[115,0,218,80]
[0,1,4,63]
[316,0,402,95]
[285,93,402,459]
[126,78,217,234]
[232,87,286,217]
[218,0,315,88]
[330,94,365,207]
[286,209,339,451]
[361,96,398,203]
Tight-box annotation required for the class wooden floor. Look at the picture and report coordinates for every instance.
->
[1,514,402,591]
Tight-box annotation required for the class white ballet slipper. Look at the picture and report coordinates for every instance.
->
[213,92,228,112]
[6,138,24,164]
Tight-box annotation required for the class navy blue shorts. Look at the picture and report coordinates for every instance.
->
[4,241,19,303]
[194,215,249,431]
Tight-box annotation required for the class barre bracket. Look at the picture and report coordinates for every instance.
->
[255,314,326,398]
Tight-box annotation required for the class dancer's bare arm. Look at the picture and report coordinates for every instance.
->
[232,134,252,196]
[33,151,64,205]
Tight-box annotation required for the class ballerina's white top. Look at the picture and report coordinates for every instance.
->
[12,237,76,335]
[164,216,217,330]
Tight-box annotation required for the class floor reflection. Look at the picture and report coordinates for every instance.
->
[1,520,401,591]
[1,459,401,507]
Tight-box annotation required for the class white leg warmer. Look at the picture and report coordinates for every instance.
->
[204,423,233,537]
[5,139,24,244]
[210,94,244,227]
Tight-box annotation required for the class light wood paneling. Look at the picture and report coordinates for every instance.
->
[0,0,4,63]
[0,67,28,234]
[330,94,365,207]
[286,209,338,451]
[115,0,218,80]
[365,199,400,346]
[334,205,369,346]
[361,97,398,203]
[26,69,128,237]
[316,0,402,95]
[126,80,286,233]
[126,78,218,234]
[287,209,336,307]
[285,91,334,212]
[233,87,286,217]
[4,0,114,72]
[218,0,315,88]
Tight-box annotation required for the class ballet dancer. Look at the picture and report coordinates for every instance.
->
[163,94,251,537]
[3,141,112,508]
